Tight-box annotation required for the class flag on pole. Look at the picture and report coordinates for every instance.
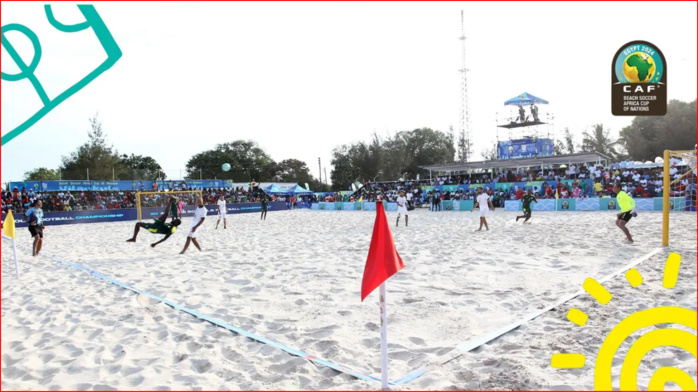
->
[361,202,404,301]
[361,201,405,389]
[358,196,363,202]
[4,210,16,239]
[555,189,559,211]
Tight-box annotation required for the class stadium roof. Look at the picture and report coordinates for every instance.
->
[420,152,613,173]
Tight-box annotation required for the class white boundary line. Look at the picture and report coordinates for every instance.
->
[449,247,664,356]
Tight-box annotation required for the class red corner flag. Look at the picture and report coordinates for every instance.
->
[361,202,405,301]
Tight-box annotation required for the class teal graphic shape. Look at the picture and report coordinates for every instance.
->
[1,5,122,146]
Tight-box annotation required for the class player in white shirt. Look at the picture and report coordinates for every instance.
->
[180,198,206,254]
[215,194,227,229]
[396,190,409,227]
[471,187,494,231]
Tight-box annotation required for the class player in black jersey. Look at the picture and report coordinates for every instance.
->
[516,189,538,224]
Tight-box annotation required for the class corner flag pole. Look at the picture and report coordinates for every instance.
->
[379,282,388,389]
[12,237,19,279]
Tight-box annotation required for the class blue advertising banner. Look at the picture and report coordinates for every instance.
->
[557,198,576,211]
[343,202,355,211]
[4,202,287,227]
[599,198,619,211]
[497,137,554,160]
[505,199,557,211]
[363,202,376,211]
[8,179,231,192]
[652,197,690,211]
[576,198,601,211]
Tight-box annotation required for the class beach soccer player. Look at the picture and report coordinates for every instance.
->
[126,196,182,247]
[613,183,636,243]
[396,190,409,227]
[471,187,493,231]
[261,196,268,220]
[180,198,206,254]
[216,194,227,229]
[170,196,183,220]
[25,200,45,256]
[516,189,538,223]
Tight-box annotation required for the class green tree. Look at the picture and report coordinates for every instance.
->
[619,99,697,161]
[118,154,166,180]
[330,127,455,188]
[24,168,61,181]
[273,159,314,185]
[330,145,362,190]
[581,124,621,160]
[563,128,576,154]
[481,142,498,161]
[186,140,276,182]
[59,116,125,180]
[554,140,566,155]
[403,128,455,176]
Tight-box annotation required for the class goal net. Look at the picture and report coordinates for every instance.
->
[662,149,697,246]
[136,191,203,221]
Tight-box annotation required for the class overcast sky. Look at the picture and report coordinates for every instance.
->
[2,1,696,183]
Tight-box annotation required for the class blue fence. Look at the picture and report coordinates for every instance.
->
[503,197,694,212]
[3,202,287,228]
[310,197,695,212]
[8,179,232,192]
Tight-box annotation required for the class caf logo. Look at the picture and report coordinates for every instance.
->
[608,200,617,210]
[562,201,570,210]
[612,40,667,116]
[337,204,342,210]
[669,200,675,210]
[356,203,362,210]
[446,204,452,210]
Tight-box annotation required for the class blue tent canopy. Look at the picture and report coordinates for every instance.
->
[264,184,313,195]
[263,184,286,194]
[504,92,549,106]
[284,185,313,195]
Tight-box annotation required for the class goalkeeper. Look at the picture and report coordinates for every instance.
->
[612,183,636,243]
[127,197,182,248]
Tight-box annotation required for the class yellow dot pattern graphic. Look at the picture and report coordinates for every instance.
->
[625,268,644,288]
[662,253,681,289]
[583,278,612,305]
[566,308,589,327]
[551,353,586,369]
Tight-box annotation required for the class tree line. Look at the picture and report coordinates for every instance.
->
[24,116,329,191]
[24,99,696,190]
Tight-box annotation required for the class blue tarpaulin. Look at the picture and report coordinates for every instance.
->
[284,185,313,195]
[263,184,287,194]
[504,92,549,106]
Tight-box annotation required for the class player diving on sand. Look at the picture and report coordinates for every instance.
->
[126,196,182,248]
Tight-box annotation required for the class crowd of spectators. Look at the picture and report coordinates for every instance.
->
[352,160,697,206]
[1,184,300,215]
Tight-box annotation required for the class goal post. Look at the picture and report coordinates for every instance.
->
[136,190,203,221]
[662,149,697,246]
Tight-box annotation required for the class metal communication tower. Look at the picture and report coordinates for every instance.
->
[458,10,473,162]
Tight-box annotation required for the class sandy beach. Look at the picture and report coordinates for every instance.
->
[2,209,696,390]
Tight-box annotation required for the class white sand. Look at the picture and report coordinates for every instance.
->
[2,209,696,390]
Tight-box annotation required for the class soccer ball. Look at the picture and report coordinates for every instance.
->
[222,163,231,172]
